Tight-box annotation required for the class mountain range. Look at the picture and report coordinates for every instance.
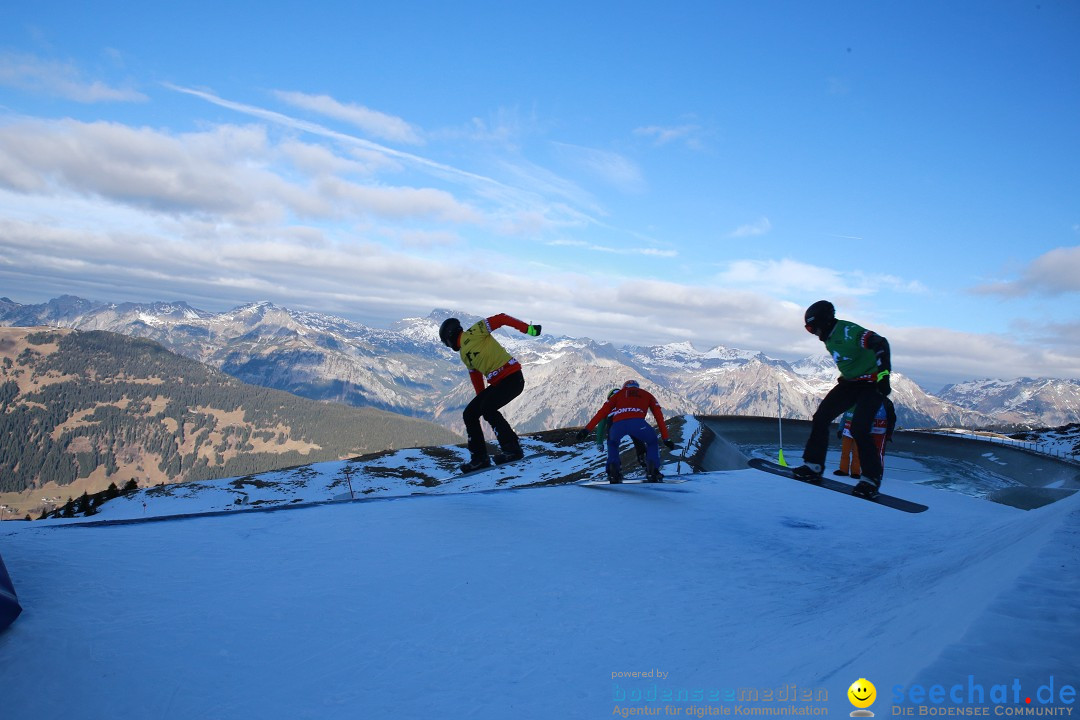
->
[3,295,1079,432]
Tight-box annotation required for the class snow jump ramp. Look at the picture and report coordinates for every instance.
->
[694,415,1080,509]
[0,551,22,632]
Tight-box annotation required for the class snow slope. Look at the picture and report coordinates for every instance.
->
[1,419,1078,720]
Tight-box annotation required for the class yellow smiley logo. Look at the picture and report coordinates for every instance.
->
[848,678,876,708]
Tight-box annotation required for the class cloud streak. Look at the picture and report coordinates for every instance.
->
[550,141,646,194]
[273,90,423,145]
[0,52,146,102]
[547,239,677,258]
[164,84,605,235]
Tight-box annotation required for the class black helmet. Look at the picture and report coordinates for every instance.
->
[804,300,836,338]
[439,318,463,349]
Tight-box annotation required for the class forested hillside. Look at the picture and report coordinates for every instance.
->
[0,327,460,512]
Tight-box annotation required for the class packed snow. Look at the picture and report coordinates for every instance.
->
[930,425,1080,462]
[1,417,1078,720]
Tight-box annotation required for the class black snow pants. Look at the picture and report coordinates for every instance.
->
[463,371,525,460]
[803,379,887,481]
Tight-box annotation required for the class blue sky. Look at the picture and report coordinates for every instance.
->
[1,1,1077,390]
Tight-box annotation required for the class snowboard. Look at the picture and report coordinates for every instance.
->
[454,452,543,478]
[747,457,928,513]
[580,477,689,487]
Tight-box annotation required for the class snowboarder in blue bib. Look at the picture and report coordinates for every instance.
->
[793,300,892,498]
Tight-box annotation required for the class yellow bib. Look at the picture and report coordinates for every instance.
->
[459,319,514,376]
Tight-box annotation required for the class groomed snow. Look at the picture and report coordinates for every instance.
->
[1,418,1078,720]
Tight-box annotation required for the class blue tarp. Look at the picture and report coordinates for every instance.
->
[0,551,22,632]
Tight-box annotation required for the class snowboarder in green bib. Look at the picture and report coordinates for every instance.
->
[439,314,541,473]
[793,300,892,498]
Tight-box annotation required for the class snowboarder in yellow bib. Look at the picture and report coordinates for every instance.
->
[439,314,541,473]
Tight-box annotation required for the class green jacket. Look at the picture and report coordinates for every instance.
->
[825,319,890,381]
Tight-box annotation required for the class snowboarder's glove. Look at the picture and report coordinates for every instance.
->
[575,428,589,441]
[877,370,891,396]
[527,324,541,336]
[663,439,676,451]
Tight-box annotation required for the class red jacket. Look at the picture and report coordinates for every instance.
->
[584,386,670,440]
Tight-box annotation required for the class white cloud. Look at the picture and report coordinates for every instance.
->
[719,258,845,294]
[165,84,604,235]
[972,245,1080,297]
[550,141,645,194]
[547,238,676,258]
[165,84,492,188]
[318,177,483,223]
[0,119,315,222]
[886,324,1080,390]
[0,52,146,103]
[425,104,541,150]
[279,140,377,177]
[490,155,603,219]
[0,118,486,226]
[387,228,461,249]
[273,90,423,145]
[716,258,927,299]
[633,124,704,149]
[728,217,772,238]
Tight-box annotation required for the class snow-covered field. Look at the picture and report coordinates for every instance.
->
[1,417,1078,720]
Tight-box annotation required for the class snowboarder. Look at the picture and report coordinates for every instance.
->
[593,388,648,467]
[576,380,676,483]
[794,300,892,498]
[439,314,541,473]
[835,407,860,479]
[835,397,896,480]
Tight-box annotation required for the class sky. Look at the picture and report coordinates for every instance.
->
[0,1,1078,390]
